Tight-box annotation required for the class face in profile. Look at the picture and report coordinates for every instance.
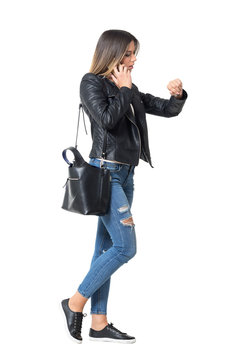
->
[120,40,137,71]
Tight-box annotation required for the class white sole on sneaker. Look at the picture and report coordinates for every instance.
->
[89,336,136,344]
[59,302,83,344]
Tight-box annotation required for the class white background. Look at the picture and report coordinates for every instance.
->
[1,0,239,359]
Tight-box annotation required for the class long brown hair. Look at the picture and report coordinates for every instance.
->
[89,29,140,77]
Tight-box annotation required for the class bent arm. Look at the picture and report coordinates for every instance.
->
[139,89,188,117]
[80,73,134,130]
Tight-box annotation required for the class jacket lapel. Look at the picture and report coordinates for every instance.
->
[125,105,137,124]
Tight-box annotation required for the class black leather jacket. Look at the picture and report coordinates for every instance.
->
[80,72,188,168]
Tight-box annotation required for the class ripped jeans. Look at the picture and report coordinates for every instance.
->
[78,157,137,315]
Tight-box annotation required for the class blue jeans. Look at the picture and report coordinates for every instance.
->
[78,157,137,315]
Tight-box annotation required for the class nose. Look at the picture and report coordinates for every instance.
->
[132,54,137,62]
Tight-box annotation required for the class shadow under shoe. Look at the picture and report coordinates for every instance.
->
[61,298,87,343]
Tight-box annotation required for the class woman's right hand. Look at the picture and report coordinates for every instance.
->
[110,64,132,89]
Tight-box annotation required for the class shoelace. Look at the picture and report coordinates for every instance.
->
[108,322,127,335]
[73,312,87,335]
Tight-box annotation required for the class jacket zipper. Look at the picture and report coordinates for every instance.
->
[125,113,141,163]
[127,109,152,166]
[129,104,153,166]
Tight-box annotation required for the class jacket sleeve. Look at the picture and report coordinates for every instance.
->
[80,73,134,130]
[139,88,188,117]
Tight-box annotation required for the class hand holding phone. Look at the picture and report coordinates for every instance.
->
[110,64,132,89]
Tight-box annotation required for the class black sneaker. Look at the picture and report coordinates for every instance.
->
[89,322,136,343]
[61,298,87,343]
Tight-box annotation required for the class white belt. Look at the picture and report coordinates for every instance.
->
[96,158,130,166]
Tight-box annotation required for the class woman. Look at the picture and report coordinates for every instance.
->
[61,29,188,344]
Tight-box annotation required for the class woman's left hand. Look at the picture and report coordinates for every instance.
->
[167,79,183,99]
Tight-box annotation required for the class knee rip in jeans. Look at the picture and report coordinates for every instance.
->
[120,216,135,227]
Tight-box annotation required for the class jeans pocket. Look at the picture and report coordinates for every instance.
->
[104,163,122,172]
